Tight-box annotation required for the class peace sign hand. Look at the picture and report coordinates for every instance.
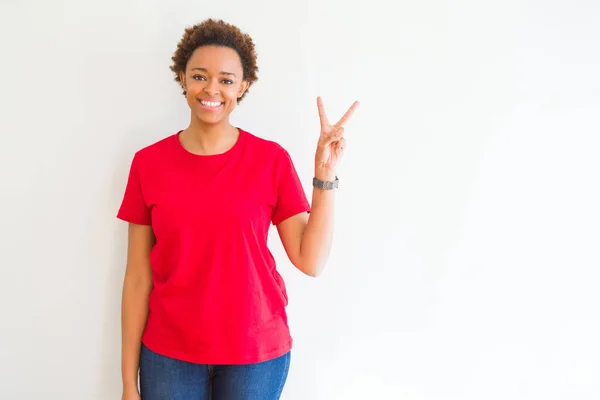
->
[315,97,360,177]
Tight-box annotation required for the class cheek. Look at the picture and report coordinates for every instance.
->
[185,80,204,94]
[225,86,242,101]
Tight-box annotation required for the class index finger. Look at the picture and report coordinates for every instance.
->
[317,96,329,126]
[335,101,360,128]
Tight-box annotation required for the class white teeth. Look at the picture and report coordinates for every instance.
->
[200,100,221,107]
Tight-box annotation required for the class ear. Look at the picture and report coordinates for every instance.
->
[238,80,250,99]
[179,71,187,91]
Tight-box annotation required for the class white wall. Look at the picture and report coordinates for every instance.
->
[1,0,599,398]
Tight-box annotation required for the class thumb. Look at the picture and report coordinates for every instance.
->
[324,126,344,146]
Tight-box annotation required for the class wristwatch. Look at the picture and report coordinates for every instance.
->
[313,176,339,190]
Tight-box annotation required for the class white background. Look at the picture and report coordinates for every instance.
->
[1,0,599,399]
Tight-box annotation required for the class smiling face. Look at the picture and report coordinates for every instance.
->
[180,45,250,126]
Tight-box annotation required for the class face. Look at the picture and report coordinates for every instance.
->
[180,45,249,125]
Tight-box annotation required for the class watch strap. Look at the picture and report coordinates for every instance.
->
[313,176,339,190]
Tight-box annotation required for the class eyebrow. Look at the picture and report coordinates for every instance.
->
[191,67,237,77]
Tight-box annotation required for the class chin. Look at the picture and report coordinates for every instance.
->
[196,114,225,125]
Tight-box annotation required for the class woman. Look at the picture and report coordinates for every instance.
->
[118,18,358,400]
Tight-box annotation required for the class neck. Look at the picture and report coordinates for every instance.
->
[181,115,239,155]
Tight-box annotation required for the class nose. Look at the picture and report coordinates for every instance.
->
[204,79,219,96]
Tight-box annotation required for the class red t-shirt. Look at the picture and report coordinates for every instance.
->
[117,128,311,364]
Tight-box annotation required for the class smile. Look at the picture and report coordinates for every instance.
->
[198,99,223,109]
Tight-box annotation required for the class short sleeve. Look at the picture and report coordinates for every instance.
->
[271,147,311,225]
[116,153,151,225]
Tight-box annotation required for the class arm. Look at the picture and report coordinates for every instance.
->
[276,166,336,277]
[121,223,154,396]
[277,97,358,277]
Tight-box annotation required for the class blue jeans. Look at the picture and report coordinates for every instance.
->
[139,344,291,400]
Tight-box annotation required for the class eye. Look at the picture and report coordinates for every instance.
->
[192,75,206,81]
[222,79,234,85]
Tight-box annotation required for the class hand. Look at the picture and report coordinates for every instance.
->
[122,385,141,400]
[315,97,359,177]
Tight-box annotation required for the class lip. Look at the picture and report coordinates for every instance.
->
[197,98,223,111]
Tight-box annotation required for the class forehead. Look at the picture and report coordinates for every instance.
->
[187,45,243,72]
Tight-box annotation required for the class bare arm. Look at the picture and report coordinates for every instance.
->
[277,166,336,277]
[121,223,154,394]
[277,97,358,277]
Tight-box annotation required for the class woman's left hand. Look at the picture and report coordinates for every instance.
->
[314,97,360,178]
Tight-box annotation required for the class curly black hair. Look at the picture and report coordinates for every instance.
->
[170,19,259,102]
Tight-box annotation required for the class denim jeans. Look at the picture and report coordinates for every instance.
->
[139,344,291,400]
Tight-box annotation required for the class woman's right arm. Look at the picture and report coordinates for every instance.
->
[121,223,154,398]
